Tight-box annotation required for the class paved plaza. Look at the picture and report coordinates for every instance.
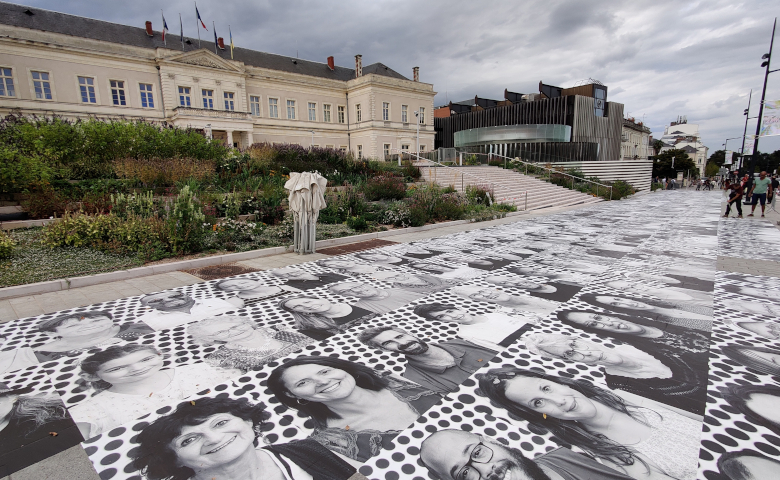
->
[2,189,780,480]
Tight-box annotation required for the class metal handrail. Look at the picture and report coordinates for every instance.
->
[395,149,529,211]
[463,151,613,201]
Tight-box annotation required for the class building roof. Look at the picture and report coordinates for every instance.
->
[0,1,409,82]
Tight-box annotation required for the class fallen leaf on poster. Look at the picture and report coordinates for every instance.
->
[191,401,196,405]
[48,432,58,436]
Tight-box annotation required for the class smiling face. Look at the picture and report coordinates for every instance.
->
[428,308,474,324]
[504,376,598,422]
[745,392,780,426]
[372,271,417,283]
[93,349,164,385]
[141,292,195,312]
[421,430,544,480]
[274,269,318,281]
[593,296,651,310]
[54,315,114,338]
[485,276,539,289]
[217,279,262,292]
[329,283,380,298]
[564,312,645,335]
[736,321,780,340]
[528,335,621,366]
[322,260,356,269]
[170,413,256,471]
[370,330,429,355]
[281,364,357,403]
[458,287,511,303]
[283,297,332,314]
[193,320,256,344]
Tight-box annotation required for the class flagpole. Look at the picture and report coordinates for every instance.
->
[213,21,217,54]
[180,14,184,51]
[195,2,201,48]
[229,25,233,60]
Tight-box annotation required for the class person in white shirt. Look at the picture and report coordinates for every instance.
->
[413,302,537,350]
[0,335,37,375]
[68,344,231,438]
[135,291,236,331]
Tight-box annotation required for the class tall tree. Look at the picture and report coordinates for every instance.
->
[652,149,698,178]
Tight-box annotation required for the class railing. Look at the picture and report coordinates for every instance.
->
[172,106,253,120]
[462,151,613,201]
[396,150,528,211]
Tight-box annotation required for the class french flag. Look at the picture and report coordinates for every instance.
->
[161,13,169,44]
[196,5,208,30]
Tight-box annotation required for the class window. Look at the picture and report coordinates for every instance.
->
[383,143,391,159]
[339,145,347,154]
[419,107,425,124]
[357,145,363,159]
[402,105,408,123]
[110,80,126,106]
[287,99,296,119]
[420,145,426,153]
[269,98,279,118]
[139,83,154,108]
[323,104,332,123]
[31,71,52,100]
[308,102,316,122]
[326,144,334,149]
[383,102,389,121]
[250,95,261,116]
[202,89,214,109]
[355,104,362,122]
[0,68,14,97]
[78,76,96,104]
[401,144,409,151]
[178,86,191,107]
[224,92,235,111]
[338,105,345,124]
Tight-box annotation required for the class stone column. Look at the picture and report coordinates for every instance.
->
[227,130,234,148]
[247,131,254,147]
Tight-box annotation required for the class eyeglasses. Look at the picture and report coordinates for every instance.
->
[455,440,494,480]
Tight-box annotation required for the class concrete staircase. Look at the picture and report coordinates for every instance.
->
[418,165,604,210]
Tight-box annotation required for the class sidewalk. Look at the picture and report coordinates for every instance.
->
[0,201,595,321]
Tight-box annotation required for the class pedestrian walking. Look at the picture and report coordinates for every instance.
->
[748,171,772,217]
[724,179,744,218]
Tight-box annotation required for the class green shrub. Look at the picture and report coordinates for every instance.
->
[166,185,206,254]
[380,201,412,227]
[401,162,421,180]
[409,206,428,227]
[110,191,157,219]
[465,185,493,205]
[346,216,369,231]
[0,230,15,259]
[22,182,71,219]
[608,180,636,200]
[363,173,407,201]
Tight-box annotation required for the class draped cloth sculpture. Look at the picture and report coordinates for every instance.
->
[284,172,328,254]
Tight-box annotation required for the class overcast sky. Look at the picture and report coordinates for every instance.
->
[16,0,780,154]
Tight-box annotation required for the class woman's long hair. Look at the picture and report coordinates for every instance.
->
[721,345,780,376]
[720,383,780,436]
[131,396,270,480]
[576,292,708,318]
[0,390,69,436]
[278,297,341,334]
[267,356,390,428]
[476,367,652,468]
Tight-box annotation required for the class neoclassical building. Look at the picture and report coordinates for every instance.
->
[0,2,436,159]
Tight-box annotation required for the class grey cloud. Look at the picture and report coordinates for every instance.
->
[18,0,780,153]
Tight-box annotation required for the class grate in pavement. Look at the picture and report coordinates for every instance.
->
[184,263,260,281]
[317,238,397,255]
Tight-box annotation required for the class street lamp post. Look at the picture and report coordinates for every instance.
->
[747,17,778,175]
[414,110,420,158]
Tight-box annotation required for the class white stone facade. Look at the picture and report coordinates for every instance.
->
[0,14,435,160]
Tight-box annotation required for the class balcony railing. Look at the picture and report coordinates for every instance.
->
[172,106,252,120]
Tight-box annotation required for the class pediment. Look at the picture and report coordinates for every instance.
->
[165,50,243,72]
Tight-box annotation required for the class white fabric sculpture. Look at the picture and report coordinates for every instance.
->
[284,171,328,254]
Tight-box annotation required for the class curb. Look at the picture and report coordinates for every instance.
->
[0,210,529,300]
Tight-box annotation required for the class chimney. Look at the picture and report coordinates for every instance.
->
[217,37,225,50]
[145,21,154,37]
[355,54,362,78]
[413,66,419,82]
[327,56,335,71]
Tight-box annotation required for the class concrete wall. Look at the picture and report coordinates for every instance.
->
[550,159,653,192]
